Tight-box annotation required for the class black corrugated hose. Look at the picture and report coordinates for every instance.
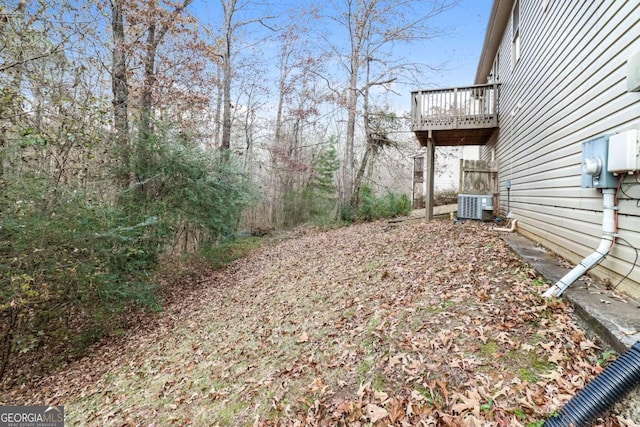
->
[544,342,640,427]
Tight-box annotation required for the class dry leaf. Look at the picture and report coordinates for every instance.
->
[296,331,309,344]
[373,390,389,403]
[364,403,389,423]
[580,340,600,351]
[548,348,564,364]
[3,220,630,426]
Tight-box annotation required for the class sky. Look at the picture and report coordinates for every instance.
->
[187,0,494,117]
[190,0,493,88]
[417,0,493,88]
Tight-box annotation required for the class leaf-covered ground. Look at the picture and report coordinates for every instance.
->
[1,219,637,426]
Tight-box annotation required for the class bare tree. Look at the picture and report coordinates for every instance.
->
[138,0,195,140]
[219,0,237,152]
[0,1,110,191]
[0,1,27,186]
[216,0,276,153]
[326,0,455,206]
[267,9,329,226]
[111,0,130,187]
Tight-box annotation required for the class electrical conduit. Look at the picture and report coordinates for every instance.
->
[542,188,617,298]
[543,341,640,427]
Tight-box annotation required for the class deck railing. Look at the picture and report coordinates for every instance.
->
[411,83,499,131]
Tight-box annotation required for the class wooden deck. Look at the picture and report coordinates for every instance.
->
[411,83,499,146]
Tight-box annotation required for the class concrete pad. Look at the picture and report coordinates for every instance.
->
[502,232,640,353]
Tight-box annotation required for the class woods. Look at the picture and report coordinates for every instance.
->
[0,0,454,383]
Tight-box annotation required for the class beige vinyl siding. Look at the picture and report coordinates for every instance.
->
[485,0,640,297]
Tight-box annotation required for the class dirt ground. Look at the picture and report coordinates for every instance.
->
[1,219,638,426]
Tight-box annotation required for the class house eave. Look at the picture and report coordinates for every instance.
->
[474,0,515,84]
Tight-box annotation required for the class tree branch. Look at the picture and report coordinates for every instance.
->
[0,40,65,73]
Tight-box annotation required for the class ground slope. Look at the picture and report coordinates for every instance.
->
[1,219,637,426]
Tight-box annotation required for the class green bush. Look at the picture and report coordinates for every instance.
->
[282,187,312,228]
[310,142,340,223]
[0,180,162,381]
[128,136,257,243]
[381,191,412,217]
[0,133,257,383]
[350,186,411,222]
[281,141,340,228]
[339,203,354,223]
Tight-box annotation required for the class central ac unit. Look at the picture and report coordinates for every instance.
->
[458,194,493,220]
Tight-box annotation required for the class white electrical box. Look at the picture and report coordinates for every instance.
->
[627,50,640,92]
[608,130,640,174]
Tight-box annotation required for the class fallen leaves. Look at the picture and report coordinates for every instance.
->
[451,391,481,418]
[0,220,634,426]
[296,331,310,344]
[364,403,389,423]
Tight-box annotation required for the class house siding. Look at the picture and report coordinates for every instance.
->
[483,0,640,297]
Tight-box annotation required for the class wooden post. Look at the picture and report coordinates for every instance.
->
[459,158,464,193]
[411,156,416,208]
[412,155,425,209]
[425,134,435,221]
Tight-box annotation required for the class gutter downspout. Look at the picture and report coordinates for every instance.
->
[542,188,617,298]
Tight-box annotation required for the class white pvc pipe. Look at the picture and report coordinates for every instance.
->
[543,188,616,298]
[494,219,518,232]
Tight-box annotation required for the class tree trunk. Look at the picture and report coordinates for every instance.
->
[220,33,232,152]
[213,64,222,149]
[352,140,371,208]
[342,0,368,206]
[343,45,359,204]
[111,0,130,188]
[352,57,372,208]
[140,23,156,140]
[220,0,237,153]
[139,0,193,141]
[270,55,287,226]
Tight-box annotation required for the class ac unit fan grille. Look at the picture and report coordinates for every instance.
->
[457,194,493,220]
[460,197,478,219]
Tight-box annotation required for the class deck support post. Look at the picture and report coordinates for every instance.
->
[425,132,435,221]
